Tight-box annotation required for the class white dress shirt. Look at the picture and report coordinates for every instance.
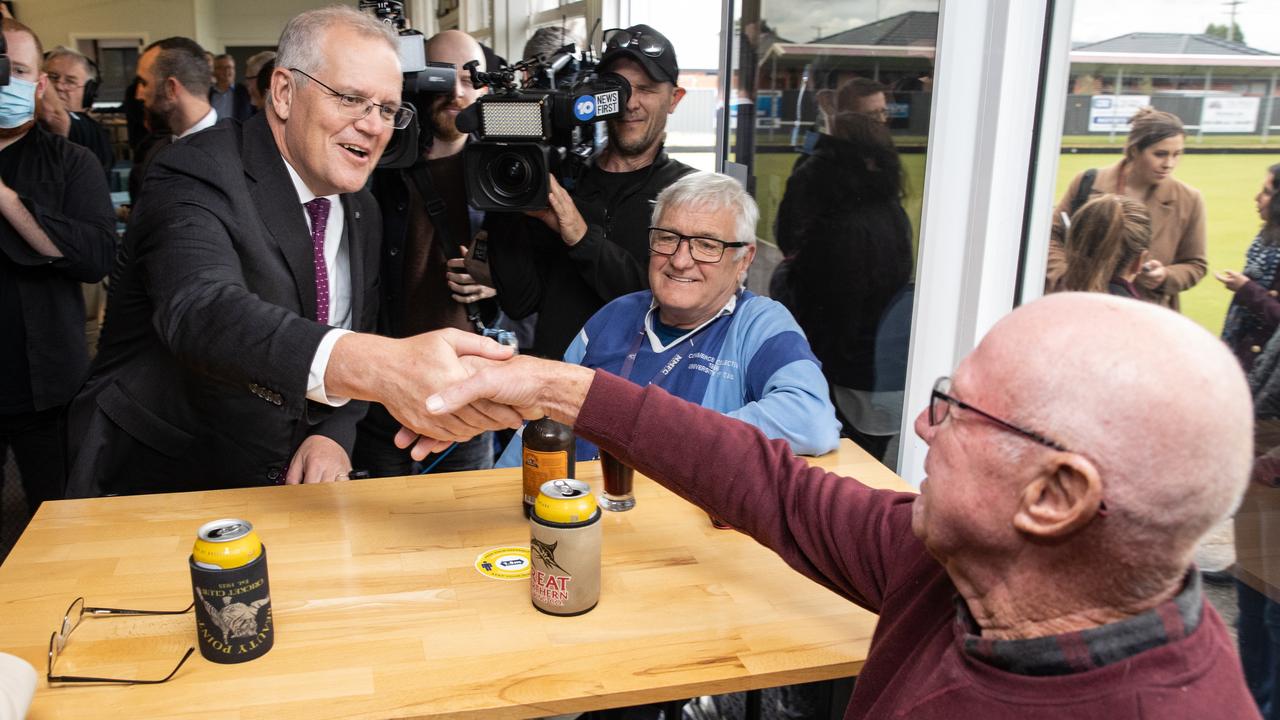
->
[282,159,353,407]
[178,107,218,138]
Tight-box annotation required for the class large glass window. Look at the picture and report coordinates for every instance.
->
[1034,5,1280,718]
[721,0,940,467]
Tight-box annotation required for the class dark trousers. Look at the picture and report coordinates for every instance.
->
[1239,579,1280,720]
[0,407,68,514]
[354,402,494,478]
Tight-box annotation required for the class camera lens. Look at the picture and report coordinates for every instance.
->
[488,152,532,198]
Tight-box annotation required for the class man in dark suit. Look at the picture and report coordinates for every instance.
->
[66,6,517,497]
[209,53,253,123]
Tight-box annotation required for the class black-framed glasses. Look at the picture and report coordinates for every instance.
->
[47,596,195,685]
[289,67,414,129]
[648,226,748,263]
[929,376,1068,452]
[603,28,667,58]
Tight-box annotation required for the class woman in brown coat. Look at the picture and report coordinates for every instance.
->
[1046,108,1207,310]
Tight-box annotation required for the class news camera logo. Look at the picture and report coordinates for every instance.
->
[574,95,597,122]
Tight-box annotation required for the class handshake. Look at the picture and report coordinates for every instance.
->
[326,327,596,461]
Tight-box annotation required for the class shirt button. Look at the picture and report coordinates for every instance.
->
[1252,345,1263,354]
[389,247,398,256]
[267,469,280,480]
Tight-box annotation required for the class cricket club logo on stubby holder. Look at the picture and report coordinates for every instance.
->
[189,518,274,663]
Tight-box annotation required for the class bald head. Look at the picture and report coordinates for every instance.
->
[425,30,487,149]
[972,293,1252,570]
[426,29,485,74]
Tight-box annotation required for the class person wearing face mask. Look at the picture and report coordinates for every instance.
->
[0,18,115,522]
[1045,107,1207,310]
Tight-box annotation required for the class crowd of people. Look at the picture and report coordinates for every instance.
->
[0,3,1276,718]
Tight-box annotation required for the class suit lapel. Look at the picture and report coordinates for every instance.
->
[341,193,365,329]
[241,114,317,321]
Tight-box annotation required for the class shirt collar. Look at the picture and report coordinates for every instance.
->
[643,291,739,352]
[178,107,218,139]
[956,569,1204,676]
[281,155,340,208]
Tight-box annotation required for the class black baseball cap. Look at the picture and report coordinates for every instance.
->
[600,24,679,86]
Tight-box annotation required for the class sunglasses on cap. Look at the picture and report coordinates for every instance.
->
[603,28,668,58]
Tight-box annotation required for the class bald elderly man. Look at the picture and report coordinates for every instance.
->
[415,293,1259,719]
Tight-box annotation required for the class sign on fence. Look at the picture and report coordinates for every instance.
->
[1087,95,1150,132]
[1201,96,1260,133]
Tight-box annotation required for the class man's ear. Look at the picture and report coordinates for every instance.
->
[1012,452,1104,540]
[269,67,293,120]
[668,85,686,113]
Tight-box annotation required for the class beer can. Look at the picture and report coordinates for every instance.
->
[529,479,601,616]
[188,518,274,663]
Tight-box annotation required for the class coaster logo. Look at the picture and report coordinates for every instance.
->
[574,95,597,121]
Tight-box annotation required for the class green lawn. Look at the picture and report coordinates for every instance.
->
[1055,154,1280,335]
[752,147,1278,336]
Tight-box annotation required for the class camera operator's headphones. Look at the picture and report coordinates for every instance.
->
[81,57,101,108]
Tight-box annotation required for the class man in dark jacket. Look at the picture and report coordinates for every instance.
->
[209,53,254,123]
[486,24,694,359]
[0,19,115,512]
[65,7,518,497]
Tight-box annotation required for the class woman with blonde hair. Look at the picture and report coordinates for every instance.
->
[1046,108,1206,309]
[1059,193,1151,297]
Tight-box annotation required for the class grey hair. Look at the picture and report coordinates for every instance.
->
[244,50,276,80]
[523,26,582,61]
[45,46,96,80]
[275,5,398,80]
[652,172,759,259]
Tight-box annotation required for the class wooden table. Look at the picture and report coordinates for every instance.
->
[0,439,913,719]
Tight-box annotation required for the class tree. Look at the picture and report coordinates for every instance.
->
[1205,22,1245,45]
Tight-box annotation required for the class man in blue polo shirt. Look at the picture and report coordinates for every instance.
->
[500,171,839,464]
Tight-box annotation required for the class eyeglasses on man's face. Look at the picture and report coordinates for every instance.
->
[289,68,414,130]
[603,28,668,58]
[648,226,748,264]
[45,72,86,89]
[47,596,195,685]
[928,376,1068,452]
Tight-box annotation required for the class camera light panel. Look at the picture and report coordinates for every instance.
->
[480,100,549,139]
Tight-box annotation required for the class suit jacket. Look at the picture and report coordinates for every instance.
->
[66,114,381,496]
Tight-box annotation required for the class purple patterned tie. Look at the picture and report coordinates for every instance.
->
[304,197,331,325]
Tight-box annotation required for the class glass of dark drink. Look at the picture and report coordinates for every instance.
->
[599,450,635,512]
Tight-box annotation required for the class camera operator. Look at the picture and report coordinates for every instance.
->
[486,23,694,359]
[0,18,115,516]
[353,29,500,476]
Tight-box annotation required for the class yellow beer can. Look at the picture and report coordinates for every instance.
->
[192,518,263,570]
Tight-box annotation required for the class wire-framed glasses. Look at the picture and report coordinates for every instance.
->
[929,376,1068,452]
[603,28,668,58]
[289,67,414,129]
[47,596,195,685]
[648,226,748,263]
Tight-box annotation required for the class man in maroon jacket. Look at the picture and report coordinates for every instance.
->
[411,292,1259,719]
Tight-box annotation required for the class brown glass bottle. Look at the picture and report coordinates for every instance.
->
[522,418,576,517]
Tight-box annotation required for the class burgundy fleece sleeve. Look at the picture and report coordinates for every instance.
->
[575,369,923,613]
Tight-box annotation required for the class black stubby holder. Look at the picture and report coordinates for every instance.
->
[188,547,274,663]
